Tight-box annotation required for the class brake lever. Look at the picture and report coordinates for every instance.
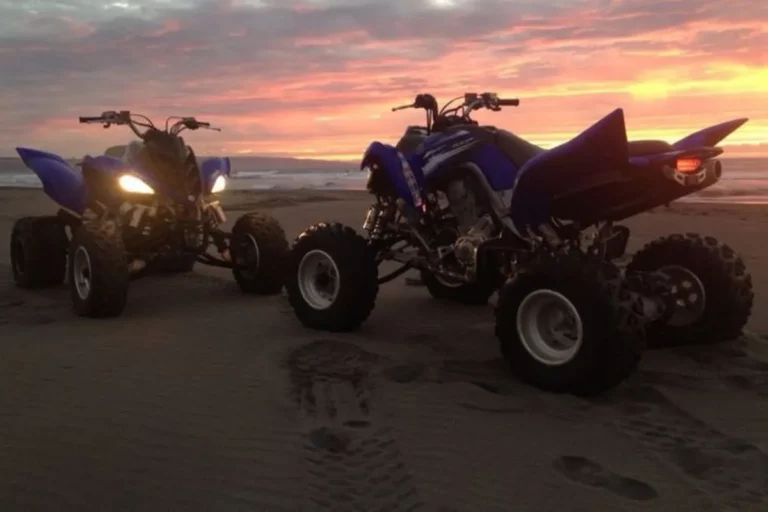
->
[391,104,414,112]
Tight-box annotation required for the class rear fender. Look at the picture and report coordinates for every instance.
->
[673,118,748,150]
[16,147,88,214]
[200,157,231,193]
[361,141,424,208]
[510,108,629,229]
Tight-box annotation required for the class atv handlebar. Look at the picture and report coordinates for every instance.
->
[391,92,519,113]
[78,111,220,138]
[464,92,520,112]
[390,92,519,134]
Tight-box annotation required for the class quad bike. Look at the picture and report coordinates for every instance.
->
[11,110,288,317]
[284,92,753,395]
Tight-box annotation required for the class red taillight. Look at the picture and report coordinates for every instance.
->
[676,158,702,173]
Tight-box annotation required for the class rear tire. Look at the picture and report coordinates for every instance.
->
[68,222,129,318]
[286,223,378,332]
[231,212,289,294]
[10,216,68,289]
[627,233,753,346]
[495,251,645,396]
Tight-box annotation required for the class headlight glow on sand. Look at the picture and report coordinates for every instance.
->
[118,174,155,194]
[211,175,226,193]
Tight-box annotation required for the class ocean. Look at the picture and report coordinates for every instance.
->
[1,156,766,204]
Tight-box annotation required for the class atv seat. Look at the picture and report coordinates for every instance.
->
[495,129,546,169]
[628,140,672,156]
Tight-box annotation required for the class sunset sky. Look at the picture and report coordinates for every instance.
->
[1,0,766,160]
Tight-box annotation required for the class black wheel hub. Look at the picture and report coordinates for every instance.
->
[316,272,331,288]
[659,265,706,326]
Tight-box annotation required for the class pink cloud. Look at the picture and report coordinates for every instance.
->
[0,0,765,159]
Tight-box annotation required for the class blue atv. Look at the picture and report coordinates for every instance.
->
[11,111,288,317]
[285,92,753,395]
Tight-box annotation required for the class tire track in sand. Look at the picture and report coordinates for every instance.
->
[285,339,424,512]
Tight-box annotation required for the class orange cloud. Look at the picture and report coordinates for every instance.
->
[0,0,765,161]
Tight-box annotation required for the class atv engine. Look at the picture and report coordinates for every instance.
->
[443,178,496,267]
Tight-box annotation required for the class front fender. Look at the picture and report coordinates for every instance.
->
[200,156,231,192]
[361,142,424,208]
[84,154,162,190]
[16,147,88,214]
[673,118,748,150]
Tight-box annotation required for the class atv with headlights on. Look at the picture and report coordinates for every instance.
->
[12,110,288,317]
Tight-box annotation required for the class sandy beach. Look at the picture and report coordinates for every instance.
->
[1,187,768,511]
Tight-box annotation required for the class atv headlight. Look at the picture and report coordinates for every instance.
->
[211,175,226,193]
[118,174,154,194]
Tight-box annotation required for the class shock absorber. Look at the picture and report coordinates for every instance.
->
[362,203,381,234]
[362,201,395,240]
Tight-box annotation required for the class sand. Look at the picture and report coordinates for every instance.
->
[1,187,768,511]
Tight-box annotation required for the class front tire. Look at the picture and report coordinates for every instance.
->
[626,233,753,346]
[495,251,645,396]
[10,216,68,289]
[230,212,289,294]
[68,222,129,318]
[286,223,378,332]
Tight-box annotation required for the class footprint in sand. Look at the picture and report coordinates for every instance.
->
[594,385,768,509]
[286,340,424,512]
[553,455,659,501]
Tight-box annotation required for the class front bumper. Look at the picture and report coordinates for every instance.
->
[117,198,226,233]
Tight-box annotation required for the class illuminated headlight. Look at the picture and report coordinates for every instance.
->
[211,175,226,193]
[118,174,154,194]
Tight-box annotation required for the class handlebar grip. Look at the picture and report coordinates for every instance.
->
[79,116,103,123]
[498,99,520,106]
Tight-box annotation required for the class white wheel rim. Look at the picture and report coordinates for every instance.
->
[73,246,92,300]
[297,249,340,310]
[235,234,260,278]
[516,289,584,366]
[659,265,706,326]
